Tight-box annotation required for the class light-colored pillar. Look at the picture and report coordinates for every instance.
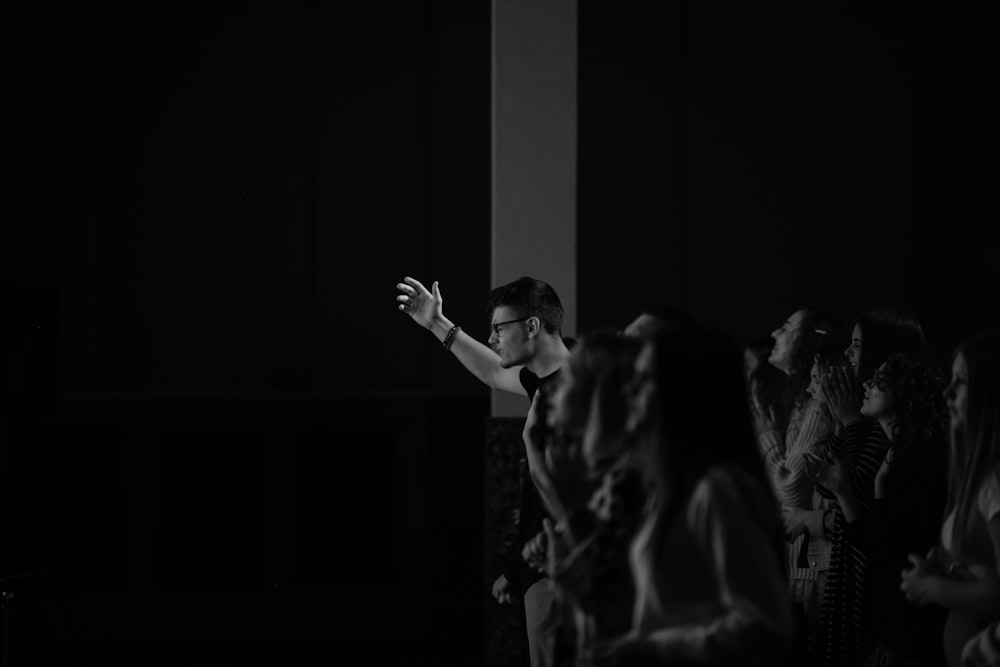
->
[491,0,577,417]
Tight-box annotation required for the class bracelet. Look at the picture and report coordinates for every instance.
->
[443,325,461,351]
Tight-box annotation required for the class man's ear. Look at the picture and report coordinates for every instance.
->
[526,316,541,338]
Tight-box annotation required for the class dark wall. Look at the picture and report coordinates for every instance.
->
[578,1,1000,362]
[7,1,491,396]
[4,2,489,665]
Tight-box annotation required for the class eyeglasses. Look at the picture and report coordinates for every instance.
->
[491,317,532,336]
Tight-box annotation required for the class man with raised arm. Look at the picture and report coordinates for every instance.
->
[396,275,571,667]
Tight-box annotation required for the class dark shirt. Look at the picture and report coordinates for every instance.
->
[504,365,561,596]
[844,434,948,664]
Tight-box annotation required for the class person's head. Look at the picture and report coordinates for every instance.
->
[769,309,844,373]
[486,277,564,368]
[547,330,641,470]
[944,331,1000,553]
[860,354,946,451]
[623,304,697,339]
[845,310,927,383]
[807,344,852,401]
[944,332,1000,559]
[626,327,769,497]
[768,308,846,412]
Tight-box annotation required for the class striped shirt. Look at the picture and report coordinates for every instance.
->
[758,399,835,582]
[815,419,891,667]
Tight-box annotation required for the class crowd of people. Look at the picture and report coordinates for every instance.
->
[396,275,1000,667]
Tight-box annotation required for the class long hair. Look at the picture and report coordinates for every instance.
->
[641,328,778,549]
[561,329,642,467]
[876,353,947,464]
[777,308,847,427]
[855,310,928,385]
[946,331,1000,559]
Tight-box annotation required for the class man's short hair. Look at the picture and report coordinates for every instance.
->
[487,277,564,335]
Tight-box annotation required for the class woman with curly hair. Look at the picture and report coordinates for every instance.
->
[900,332,1000,667]
[845,311,928,387]
[804,310,932,667]
[812,354,948,666]
[754,308,846,648]
[830,310,929,436]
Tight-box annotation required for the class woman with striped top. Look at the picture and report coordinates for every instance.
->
[807,311,930,666]
[753,308,846,652]
[813,354,947,667]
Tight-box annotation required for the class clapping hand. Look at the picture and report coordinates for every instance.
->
[750,391,777,434]
[803,447,844,493]
[820,364,863,426]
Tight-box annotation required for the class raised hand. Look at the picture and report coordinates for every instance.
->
[822,365,863,426]
[396,276,443,329]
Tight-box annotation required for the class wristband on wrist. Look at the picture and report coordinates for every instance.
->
[443,325,461,351]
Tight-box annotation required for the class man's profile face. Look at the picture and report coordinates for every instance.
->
[488,306,532,368]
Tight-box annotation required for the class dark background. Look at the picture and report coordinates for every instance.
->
[3,1,998,665]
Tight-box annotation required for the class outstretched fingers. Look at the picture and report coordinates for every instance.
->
[396,292,414,313]
[402,276,432,296]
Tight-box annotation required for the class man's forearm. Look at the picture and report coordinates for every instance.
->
[426,315,503,388]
